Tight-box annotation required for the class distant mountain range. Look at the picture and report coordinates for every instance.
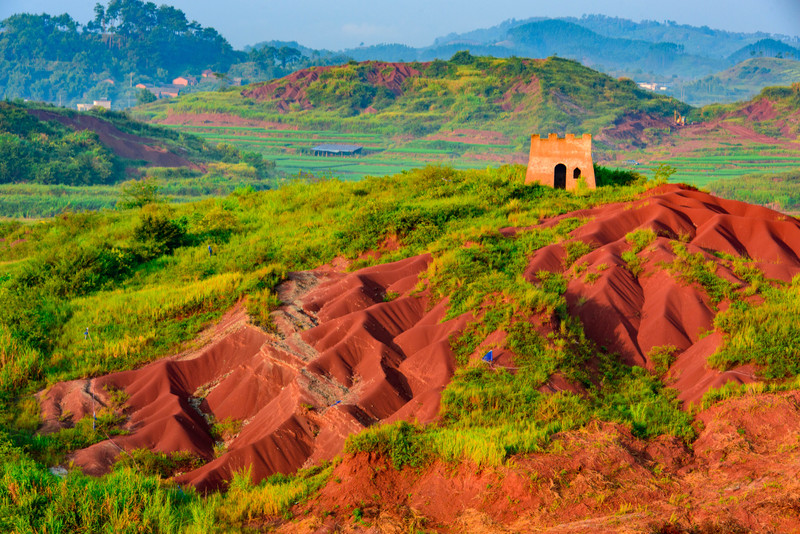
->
[679,56,800,107]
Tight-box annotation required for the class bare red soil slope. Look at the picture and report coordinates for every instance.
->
[41,255,467,491]
[294,391,800,532]
[524,183,800,404]
[28,109,196,168]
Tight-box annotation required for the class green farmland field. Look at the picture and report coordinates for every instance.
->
[165,124,519,180]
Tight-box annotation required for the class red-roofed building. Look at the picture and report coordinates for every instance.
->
[172,76,198,87]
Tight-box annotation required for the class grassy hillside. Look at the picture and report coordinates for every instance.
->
[4,163,800,530]
[132,54,689,176]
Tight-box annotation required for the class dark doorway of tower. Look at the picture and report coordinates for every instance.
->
[554,163,567,189]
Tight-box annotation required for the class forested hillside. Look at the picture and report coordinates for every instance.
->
[0,1,338,109]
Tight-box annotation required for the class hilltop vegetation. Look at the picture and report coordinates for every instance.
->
[0,102,122,186]
[134,54,689,151]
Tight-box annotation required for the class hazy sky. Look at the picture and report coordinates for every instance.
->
[1,0,798,50]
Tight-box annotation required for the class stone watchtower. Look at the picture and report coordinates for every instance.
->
[525,133,596,190]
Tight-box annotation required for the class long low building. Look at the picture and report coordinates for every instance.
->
[312,144,363,156]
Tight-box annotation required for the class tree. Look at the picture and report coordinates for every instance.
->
[136,88,156,105]
[275,46,301,69]
[653,163,677,184]
[450,50,475,65]
[132,206,186,258]
[117,177,160,208]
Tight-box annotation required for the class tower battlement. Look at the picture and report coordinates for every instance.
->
[526,133,595,190]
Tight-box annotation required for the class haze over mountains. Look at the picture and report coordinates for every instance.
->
[2,2,798,109]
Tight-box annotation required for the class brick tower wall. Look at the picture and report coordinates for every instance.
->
[525,133,596,190]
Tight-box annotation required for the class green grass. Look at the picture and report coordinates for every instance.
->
[710,276,800,378]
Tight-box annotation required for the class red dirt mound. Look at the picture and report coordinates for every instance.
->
[597,111,676,149]
[525,184,800,405]
[38,184,800,501]
[27,109,196,168]
[41,254,467,491]
[242,62,420,112]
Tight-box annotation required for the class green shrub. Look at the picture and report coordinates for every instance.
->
[625,228,656,254]
[133,208,187,258]
[345,421,429,470]
[621,250,645,277]
[114,449,204,478]
[669,242,736,303]
[648,345,679,376]
[593,165,642,187]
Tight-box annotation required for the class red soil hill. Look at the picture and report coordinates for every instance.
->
[39,184,800,497]
[242,62,420,112]
[41,255,466,491]
[524,184,800,404]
